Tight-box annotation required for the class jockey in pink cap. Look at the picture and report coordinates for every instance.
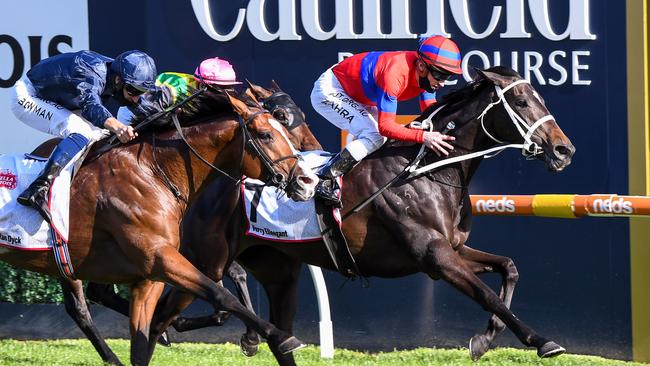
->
[117,57,242,123]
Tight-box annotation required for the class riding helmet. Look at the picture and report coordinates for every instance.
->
[418,36,463,75]
[111,50,157,92]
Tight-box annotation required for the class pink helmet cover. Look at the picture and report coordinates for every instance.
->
[194,57,242,86]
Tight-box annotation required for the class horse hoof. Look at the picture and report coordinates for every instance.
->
[239,334,260,357]
[538,341,565,358]
[158,331,172,347]
[277,336,307,355]
[469,334,490,361]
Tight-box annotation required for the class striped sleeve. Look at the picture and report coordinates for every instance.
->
[376,91,424,143]
[419,91,437,111]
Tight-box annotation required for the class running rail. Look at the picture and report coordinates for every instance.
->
[470,194,650,218]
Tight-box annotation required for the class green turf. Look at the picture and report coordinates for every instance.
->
[0,339,646,366]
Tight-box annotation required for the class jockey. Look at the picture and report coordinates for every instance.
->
[11,50,157,222]
[118,57,242,122]
[310,36,463,206]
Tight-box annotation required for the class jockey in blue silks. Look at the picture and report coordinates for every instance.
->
[10,50,157,222]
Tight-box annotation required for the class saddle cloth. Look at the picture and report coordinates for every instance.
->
[242,150,341,242]
[0,153,77,250]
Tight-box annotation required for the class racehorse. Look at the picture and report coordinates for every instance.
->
[0,89,317,365]
[24,82,321,365]
[142,66,575,366]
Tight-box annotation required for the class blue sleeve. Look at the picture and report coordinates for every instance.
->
[418,91,437,111]
[77,78,112,128]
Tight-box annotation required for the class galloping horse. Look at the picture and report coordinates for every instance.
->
[144,67,575,366]
[0,90,317,365]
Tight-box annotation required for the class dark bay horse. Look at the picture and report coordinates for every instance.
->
[0,90,317,365]
[144,67,575,365]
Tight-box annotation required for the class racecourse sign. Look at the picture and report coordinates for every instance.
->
[191,0,595,41]
[191,0,596,86]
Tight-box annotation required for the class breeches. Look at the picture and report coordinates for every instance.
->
[11,76,106,141]
[310,68,386,161]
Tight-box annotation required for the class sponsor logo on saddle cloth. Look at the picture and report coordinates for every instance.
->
[243,150,342,242]
[0,170,17,190]
[0,153,78,250]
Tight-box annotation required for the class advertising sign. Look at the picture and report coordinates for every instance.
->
[0,0,89,153]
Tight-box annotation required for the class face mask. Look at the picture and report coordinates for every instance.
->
[419,76,434,93]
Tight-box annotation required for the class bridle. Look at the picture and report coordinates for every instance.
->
[152,106,300,201]
[237,109,300,189]
[344,76,556,215]
[477,79,555,158]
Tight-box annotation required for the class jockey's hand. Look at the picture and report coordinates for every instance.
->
[423,131,455,156]
[104,117,138,143]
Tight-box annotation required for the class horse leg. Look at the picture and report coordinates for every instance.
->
[86,282,172,347]
[239,247,302,366]
[129,280,165,366]
[87,283,129,315]
[59,279,123,365]
[457,245,519,360]
[227,261,260,356]
[423,239,564,358]
[145,246,305,359]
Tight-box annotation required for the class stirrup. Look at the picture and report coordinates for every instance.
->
[315,180,342,208]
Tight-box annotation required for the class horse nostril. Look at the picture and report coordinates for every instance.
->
[554,144,571,158]
[299,175,314,186]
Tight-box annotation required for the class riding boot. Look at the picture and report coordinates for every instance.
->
[315,149,358,207]
[17,133,89,223]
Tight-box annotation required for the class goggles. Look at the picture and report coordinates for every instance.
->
[124,83,147,97]
[425,63,453,82]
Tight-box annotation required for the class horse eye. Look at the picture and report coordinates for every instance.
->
[257,131,273,141]
[515,99,528,108]
[273,109,288,121]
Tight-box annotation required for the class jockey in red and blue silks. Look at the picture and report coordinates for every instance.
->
[310,36,463,206]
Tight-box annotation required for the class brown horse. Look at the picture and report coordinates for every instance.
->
[26,82,322,365]
[0,90,317,365]
[141,66,575,366]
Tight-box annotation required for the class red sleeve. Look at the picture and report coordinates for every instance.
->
[377,112,424,143]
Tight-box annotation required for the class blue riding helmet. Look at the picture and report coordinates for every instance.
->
[110,50,157,92]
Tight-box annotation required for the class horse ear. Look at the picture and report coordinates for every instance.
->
[475,69,510,88]
[246,79,272,99]
[225,91,250,117]
[270,79,283,92]
[243,87,259,103]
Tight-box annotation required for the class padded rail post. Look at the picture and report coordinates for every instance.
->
[308,265,334,358]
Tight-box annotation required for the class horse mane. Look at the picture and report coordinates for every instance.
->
[129,86,260,130]
[419,66,522,125]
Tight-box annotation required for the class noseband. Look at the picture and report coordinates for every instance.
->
[477,79,555,158]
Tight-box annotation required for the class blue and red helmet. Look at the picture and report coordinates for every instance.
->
[110,50,157,92]
[418,36,462,75]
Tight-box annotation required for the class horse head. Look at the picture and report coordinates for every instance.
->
[245,80,322,151]
[226,93,318,201]
[475,67,575,172]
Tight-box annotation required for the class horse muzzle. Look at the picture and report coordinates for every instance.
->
[543,140,575,172]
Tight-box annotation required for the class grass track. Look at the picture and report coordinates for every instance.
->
[0,339,646,366]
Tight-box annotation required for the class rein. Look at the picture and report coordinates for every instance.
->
[343,78,554,217]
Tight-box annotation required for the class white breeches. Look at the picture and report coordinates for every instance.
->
[310,68,386,161]
[11,76,106,141]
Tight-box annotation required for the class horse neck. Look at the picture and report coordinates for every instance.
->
[152,118,242,203]
[292,123,322,151]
